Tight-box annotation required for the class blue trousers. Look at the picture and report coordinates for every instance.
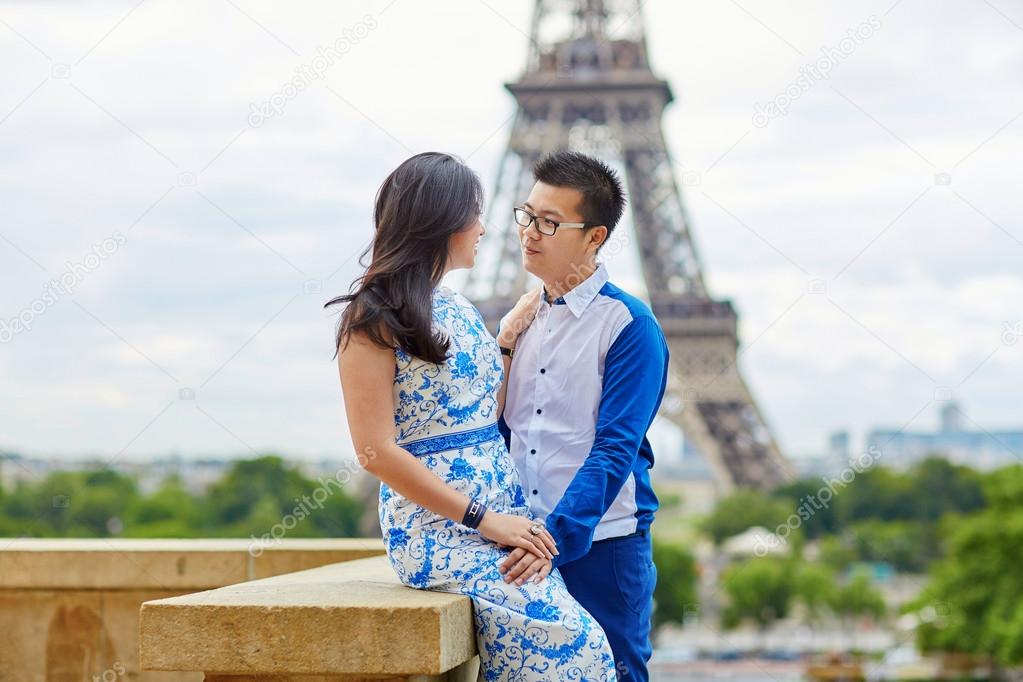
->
[558,529,656,682]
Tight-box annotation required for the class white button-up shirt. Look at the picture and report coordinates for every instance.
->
[497,263,670,566]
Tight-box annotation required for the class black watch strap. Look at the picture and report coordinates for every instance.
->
[462,499,487,529]
[500,345,515,358]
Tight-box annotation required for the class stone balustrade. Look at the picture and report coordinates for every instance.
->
[0,538,389,681]
[139,554,480,681]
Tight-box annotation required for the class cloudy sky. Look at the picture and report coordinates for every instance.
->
[1,0,1020,466]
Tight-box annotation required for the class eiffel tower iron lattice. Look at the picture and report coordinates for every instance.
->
[464,0,794,491]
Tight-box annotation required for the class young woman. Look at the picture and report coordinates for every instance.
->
[327,152,616,680]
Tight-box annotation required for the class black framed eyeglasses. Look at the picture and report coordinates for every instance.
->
[513,206,597,236]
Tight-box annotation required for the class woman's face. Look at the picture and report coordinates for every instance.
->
[447,215,486,271]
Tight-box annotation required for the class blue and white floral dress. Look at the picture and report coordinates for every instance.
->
[379,284,617,681]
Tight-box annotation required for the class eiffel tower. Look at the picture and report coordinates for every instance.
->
[464,0,794,491]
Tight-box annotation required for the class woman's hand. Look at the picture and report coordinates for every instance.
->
[500,550,553,585]
[478,511,558,561]
[496,287,542,348]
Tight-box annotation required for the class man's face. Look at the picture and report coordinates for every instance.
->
[519,181,606,284]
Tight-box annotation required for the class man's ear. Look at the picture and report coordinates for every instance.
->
[587,225,608,251]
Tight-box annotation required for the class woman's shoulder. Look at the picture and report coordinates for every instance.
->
[437,286,481,315]
[433,284,469,310]
[434,286,491,329]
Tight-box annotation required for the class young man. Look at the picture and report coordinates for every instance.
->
[495,150,670,681]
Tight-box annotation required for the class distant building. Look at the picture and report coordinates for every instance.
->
[789,430,852,479]
[0,451,57,489]
[867,401,1023,470]
[651,437,722,516]
[939,402,962,433]
[829,430,851,462]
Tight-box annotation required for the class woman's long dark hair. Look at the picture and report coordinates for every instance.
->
[325,152,484,363]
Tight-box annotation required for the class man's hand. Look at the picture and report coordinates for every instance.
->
[499,546,553,585]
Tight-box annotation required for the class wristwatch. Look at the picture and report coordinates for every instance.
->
[499,345,515,358]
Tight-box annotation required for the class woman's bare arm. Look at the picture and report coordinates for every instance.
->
[339,331,475,521]
[337,329,556,559]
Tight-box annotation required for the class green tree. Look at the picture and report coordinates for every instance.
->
[19,471,83,535]
[0,456,369,541]
[794,562,837,625]
[834,466,915,525]
[830,568,886,649]
[73,468,139,535]
[772,479,839,538]
[721,557,795,637]
[199,456,306,530]
[908,457,984,522]
[306,483,364,538]
[844,519,937,572]
[651,539,698,628]
[0,467,139,537]
[701,489,791,545]
[905,465,1023,665]
[818,534,857,573]
[830,569,885,622]
[123,474,201,537]
[198,456,365,540]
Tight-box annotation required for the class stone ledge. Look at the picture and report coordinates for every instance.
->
[0,538,385,590]
[139,555,477,678]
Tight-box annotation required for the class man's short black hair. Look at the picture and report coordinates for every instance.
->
[533,150,626,244]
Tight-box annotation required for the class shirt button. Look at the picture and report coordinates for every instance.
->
[530,449,536,454]
[540,368,546,374]
[532,489,539,495]
[536,408,542,414]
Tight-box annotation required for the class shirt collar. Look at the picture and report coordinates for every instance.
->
[541,262,608,318]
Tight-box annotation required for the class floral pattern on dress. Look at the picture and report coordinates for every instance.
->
[379,285,616,681]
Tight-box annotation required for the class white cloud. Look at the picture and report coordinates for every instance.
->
[1,0,1020,462]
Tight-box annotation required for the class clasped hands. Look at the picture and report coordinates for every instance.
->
[499,543,554,585]
[476,510,559,585]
